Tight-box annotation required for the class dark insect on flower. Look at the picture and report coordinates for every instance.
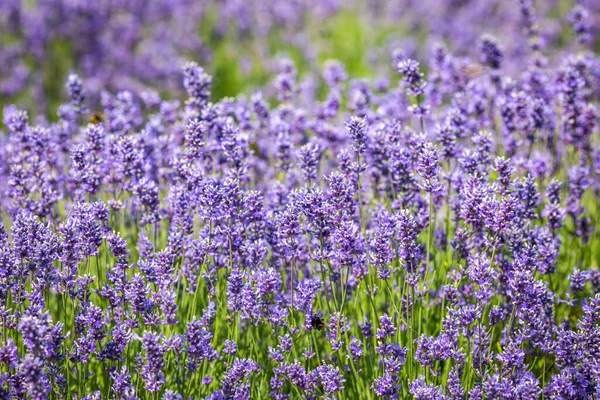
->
[89,112,105,125]
[311,315,326,331]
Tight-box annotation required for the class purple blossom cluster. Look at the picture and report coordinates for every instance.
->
[0,1,600,399]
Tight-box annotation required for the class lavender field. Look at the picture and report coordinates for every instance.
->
[0,1,600,399]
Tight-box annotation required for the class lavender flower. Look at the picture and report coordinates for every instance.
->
[315,364,345,395]
[396,59,426,97]
[139,333,166,392]
[479,35,503,70]
[568,5,592,45]
[416,143,442,193]
[345,116,368,154]
[297,141,321,182]
[66,73,87,114]
[183,62,212,112]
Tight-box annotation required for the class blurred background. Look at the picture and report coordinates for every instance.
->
[1,0,598,121]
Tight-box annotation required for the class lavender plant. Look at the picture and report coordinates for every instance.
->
[0,1,600,400]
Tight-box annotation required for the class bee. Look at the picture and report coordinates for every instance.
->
[311,315,326,331]
[89,112,105,125]
[460,62,485,79]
